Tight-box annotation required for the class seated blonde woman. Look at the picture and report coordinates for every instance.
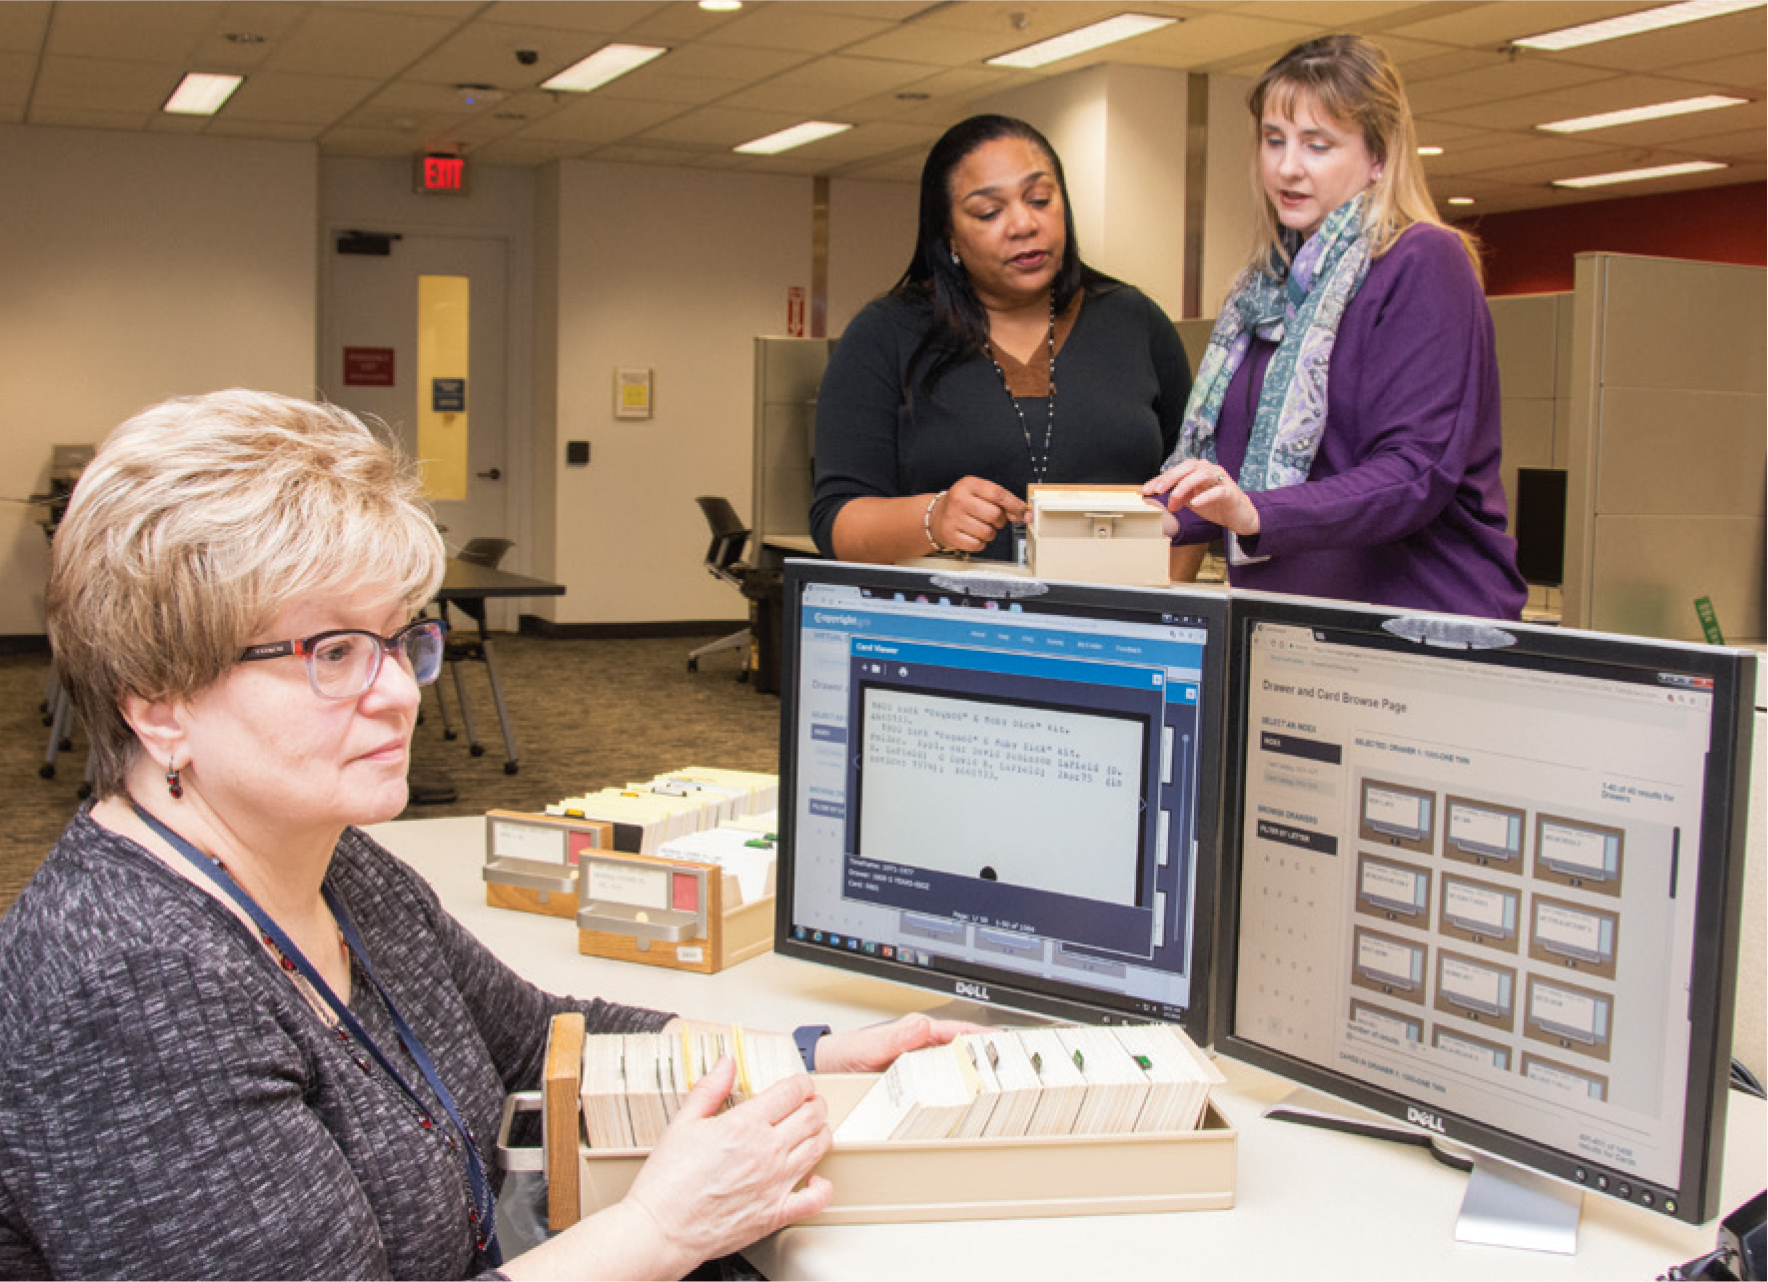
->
[0,389,966,1281]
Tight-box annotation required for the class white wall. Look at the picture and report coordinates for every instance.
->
[536,164,915,628]
[1096,65,1188,323]
[0,124,317,638]
[826,178,917,336]
[1202,74,1258,315]
[546,162,814,627]
[982,65,1192,321]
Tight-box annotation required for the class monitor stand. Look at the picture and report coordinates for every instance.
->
[1264,1086,1581,1255]
[1456,1153,1581,1254]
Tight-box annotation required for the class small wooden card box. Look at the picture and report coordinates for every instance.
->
[482,810,616,920]
[575,847,773,974]
[1026,483,1171,587]
[531,1015,1237,1232]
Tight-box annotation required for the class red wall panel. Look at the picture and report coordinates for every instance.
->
[1454,182,1765,296]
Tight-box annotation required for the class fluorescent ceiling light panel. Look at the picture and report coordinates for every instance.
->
[1554,160,1726,188]
[735,121,851,154]
[163,72,244,115]
[541,44,667,93]
[1538,95,1748,133]
[988,14,1176,69]
[1513,0,1763,51]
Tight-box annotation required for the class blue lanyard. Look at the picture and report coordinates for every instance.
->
[131,802,502,1267]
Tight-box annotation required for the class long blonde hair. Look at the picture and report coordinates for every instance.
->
[1245,34,1481,280]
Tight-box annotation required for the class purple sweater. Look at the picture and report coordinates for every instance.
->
[1177,222,1526,620]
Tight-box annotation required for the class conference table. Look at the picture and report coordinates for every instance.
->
[437,557,567,606]
[368,814,1767,1282]
[420,559,564,789]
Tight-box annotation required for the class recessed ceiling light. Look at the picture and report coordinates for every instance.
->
[541,44,667,93]
[987,14,1177,69]
[735,121,852,155]
[1447,196,1475,206]
[163,73,244,116]
[1418,145,1445,157]
[699,0,743,10]
[1553,160,1727,188]
[1513,0,1763,51]
[1537,94,1749,133]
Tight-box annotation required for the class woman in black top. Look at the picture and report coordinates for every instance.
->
[812,114,1193,564]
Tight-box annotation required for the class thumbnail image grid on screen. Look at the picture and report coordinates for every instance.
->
[778,566,1224,1029]
[1223,603,1751,1224]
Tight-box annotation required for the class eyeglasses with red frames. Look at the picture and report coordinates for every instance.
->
[237,619,447,699]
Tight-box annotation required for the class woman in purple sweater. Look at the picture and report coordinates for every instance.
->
[1146,34,1526,620]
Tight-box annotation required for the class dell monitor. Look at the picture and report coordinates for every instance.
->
[1219,593,1755,1246]
[775,560,1228,1042]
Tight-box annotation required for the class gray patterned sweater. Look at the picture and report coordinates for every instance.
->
[0,806,673,1279]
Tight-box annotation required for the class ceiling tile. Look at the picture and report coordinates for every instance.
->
[719,55,941,114]
[45,0,214,63]
[1527,8,1766,74]
[699,5,900,53]
[32,53,180,114]
[0,2,50,55]
[226,70,382,125]
[263,6,465,78]
[520,94,685,144]
[1383,1,1645,47]
[3,0,1755,216]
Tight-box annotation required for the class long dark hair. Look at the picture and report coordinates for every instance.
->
[893,114,1109,401]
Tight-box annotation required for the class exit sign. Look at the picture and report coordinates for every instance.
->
[414,154,468,195]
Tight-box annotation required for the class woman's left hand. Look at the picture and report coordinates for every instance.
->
[1143,460,1260,537]
[813,1012,986,1074]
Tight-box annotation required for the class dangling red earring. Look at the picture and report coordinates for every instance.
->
[166,763,183,800]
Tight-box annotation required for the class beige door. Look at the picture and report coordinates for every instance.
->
[320,231,515,625]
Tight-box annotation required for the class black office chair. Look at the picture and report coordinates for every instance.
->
[429,536,523,773]
[688,496,755,679]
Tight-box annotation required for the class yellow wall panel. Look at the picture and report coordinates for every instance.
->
[417,274,470,500]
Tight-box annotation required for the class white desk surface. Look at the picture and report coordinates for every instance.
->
[368,815,1766,1281]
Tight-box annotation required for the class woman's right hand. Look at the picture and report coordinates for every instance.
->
[1142,460,1260,538]
[928,476,1030,554]
[622,1056,833,1275]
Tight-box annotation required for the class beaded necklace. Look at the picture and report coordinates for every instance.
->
[983,294,1059,485]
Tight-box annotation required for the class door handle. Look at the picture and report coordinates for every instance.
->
[477,468,502,481]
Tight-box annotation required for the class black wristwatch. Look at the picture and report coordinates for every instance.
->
[793,1024,831,1072]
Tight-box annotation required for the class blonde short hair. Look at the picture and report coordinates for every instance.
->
[1246,34,1481,280]
[46,390,447,797]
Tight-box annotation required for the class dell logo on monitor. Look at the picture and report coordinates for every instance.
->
[1407,1106,1447,1135]
[955,981,991,1002]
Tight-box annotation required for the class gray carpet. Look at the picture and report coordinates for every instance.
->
[1,632,779,916]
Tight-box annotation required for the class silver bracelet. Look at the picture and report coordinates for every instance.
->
[923,489,953,553]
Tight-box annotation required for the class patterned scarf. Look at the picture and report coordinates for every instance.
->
[1165,192,1373,491]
